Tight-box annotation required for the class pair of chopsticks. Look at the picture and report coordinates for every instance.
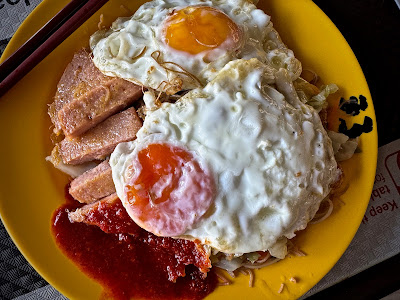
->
[0,0,110,98]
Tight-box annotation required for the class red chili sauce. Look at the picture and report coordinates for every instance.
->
[51,196,218,300]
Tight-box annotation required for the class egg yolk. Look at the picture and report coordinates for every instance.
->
[126,143,192,205]
[125,143,214,236]
[163,6,241,55]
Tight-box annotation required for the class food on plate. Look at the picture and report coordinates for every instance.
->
[67,192,213,282]
[47,0,359,298]
[53,197,216,299]
[59,107,142,165]
[90,0,301,93]
[68,193,121,225]
[57,77,142,137]
[49,49,143,137]
[68,160,115,204]
[111,58,339,256]
[328,130,359,161]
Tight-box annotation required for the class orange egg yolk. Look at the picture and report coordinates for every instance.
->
[125,143,214,237]
[126,143,194,206]
[163,6,241,55]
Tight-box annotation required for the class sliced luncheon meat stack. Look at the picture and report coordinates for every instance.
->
[59,107,142,165]
[47,49,144,208]
[48,49,143,137]
[69,160,115,204]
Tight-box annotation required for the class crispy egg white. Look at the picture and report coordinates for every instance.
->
[90,0,301,93]
[110,59,339,256]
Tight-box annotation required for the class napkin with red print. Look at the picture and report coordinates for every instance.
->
[303,139,400,298]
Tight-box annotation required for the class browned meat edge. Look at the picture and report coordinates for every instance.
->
[68,193,119,223]
[49,49,111,133]
[69,160,116,204]
[58,78,143,137]
[59,107,142,165]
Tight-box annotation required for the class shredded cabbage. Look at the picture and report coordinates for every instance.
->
[307,84,339,112]
[214,257,243,272]
[328,131,359,161]
[245,252,261,263]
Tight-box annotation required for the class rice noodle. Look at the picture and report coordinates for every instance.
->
[301,69,319,85]
[310,198,333,224]
[242,257,281,269]
[131,46,147,61]
[215,271,231,286]
[290,249,306,257]
[227,270,236,278]
[98,14,105,30]
[287,240,306,257]
[151,50,203,92]
[255,252,271,264]
[239,268,254,287]
[331,182,349,199]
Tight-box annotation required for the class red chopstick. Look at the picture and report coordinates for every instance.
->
[0,0,110,98]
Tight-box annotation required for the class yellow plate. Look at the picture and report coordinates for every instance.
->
[0,0,377,299]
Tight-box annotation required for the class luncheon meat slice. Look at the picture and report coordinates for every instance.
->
[49,49,109,132]
[68,193,142,235]
[59,107,142,165]
[49,49,143,136]
[58,78,143,137]
[69,160,115,204]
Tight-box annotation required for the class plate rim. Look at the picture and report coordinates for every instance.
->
[0,0,378,299]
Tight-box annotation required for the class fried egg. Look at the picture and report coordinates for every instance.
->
[90,0,301,93]
[110,59,339,256]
